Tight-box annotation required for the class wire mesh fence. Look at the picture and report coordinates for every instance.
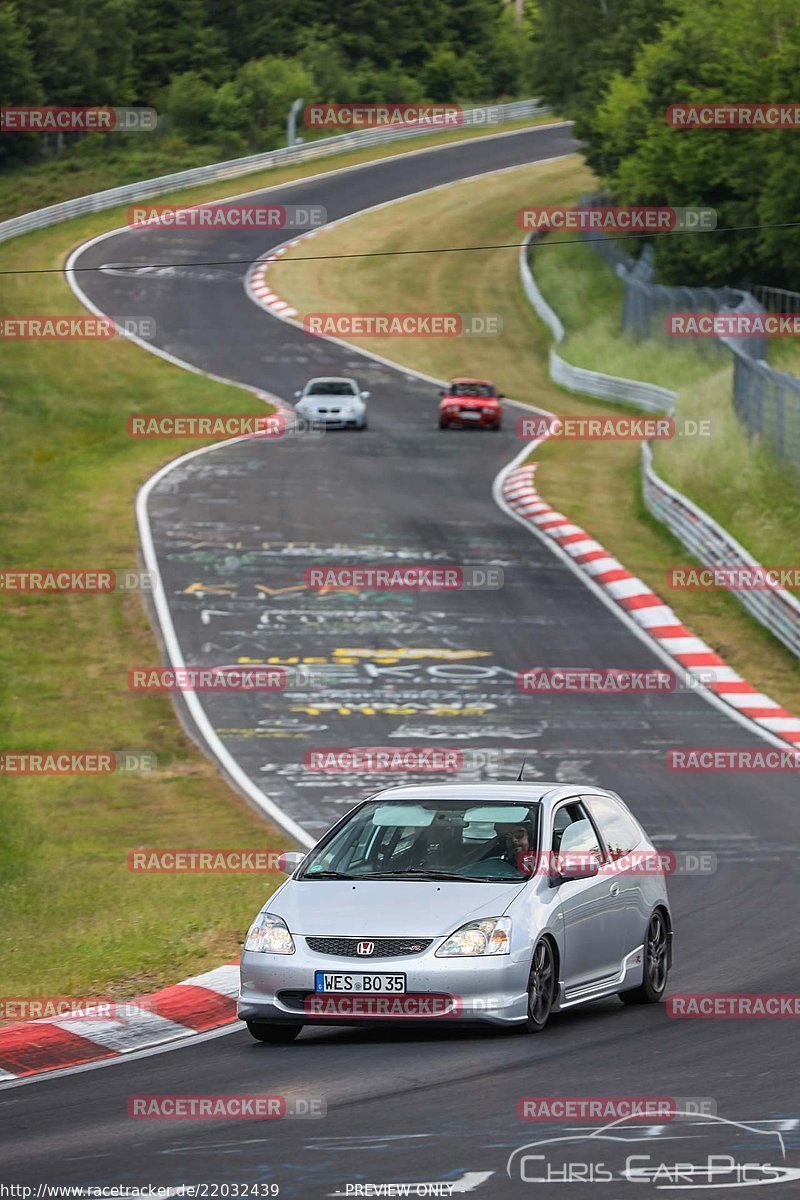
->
[579,195,800,470]
[730,348,800,466]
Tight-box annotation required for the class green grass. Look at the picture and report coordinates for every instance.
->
[533,233,800,597]
[0,113,560,1002]
[268,153,800,718]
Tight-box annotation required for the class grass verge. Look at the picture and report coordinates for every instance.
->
[267,153,800,716]
[533,233,800,597]
[0,115,559,1000]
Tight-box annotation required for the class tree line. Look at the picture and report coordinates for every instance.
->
[0,0,533,166]
[532,0,800,288]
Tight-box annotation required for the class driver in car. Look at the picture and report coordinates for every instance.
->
[505,825,536,874]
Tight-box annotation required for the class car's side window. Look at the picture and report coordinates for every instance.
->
[583,794,642,860]
[551,801,602,861]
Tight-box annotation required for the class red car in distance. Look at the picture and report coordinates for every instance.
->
[438,378,503,430]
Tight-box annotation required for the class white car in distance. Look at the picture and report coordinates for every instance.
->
[293,377,369,430]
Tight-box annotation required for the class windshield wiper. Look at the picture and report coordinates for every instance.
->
[362,869,492,882]
[301,870,358,880]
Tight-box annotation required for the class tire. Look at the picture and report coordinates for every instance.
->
[521,938,556,1033]
[439,419,448,430]
[246,1020,303,1043]
[492,421,502,431]
[358,420,368,431]
[620,909,669,1005]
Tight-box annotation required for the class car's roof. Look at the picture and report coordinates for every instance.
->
[447,377,494,385]
[367,783,593,804]
[306,376,357,385]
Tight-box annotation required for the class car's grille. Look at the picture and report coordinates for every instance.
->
[305,936,433,958]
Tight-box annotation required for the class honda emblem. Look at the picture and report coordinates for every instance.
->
[356,940,375,956]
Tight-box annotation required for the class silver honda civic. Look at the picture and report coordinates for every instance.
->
[238,783,673,1042]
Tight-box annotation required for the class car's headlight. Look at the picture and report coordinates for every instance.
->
[435,916,511,957]
[244,912,295,954]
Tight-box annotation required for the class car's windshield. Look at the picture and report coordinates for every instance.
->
[448,383,495,397]
[300,799,540,882]
[307,381,357,396]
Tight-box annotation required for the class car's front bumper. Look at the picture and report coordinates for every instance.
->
[298,410,364,428]
[440,410,500,428]
[238,940,531,1027]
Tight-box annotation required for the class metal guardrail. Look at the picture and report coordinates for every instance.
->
[642,442,800,659]
[520,232,800,659]
[521,231,677,413]
[0,100,549,247]
[752,284,800,315]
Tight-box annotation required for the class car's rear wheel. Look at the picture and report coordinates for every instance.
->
[522,938,556,1033]
[620,909,669,1005]
[438,418,449,429]
[246,1020,303,1043]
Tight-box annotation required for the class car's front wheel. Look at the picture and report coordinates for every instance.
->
[620,909,669,1005]
[246,1020,303,1043]
[522,938,556,1033]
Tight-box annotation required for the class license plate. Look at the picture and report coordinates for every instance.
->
[314,972,406,993]
[460,410,480,419]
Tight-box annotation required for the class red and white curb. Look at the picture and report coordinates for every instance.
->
[503,462,800,746]
[248,229,323,317]
[0,962,239,1082]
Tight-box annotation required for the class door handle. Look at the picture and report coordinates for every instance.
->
[609,883,620,897]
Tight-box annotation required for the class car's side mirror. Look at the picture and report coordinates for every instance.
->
[361,391,370,400]
[293,390,302,398]
[280,851,306,874]
[549,853,601,886]
[438,389,445,397]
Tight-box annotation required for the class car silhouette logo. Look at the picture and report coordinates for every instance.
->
[356,940,375,956]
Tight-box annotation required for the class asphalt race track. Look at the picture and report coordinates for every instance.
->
[3,125,799,1196]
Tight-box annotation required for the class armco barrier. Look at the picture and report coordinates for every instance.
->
[642,443,800,659]
[520,234,800,660]
[0,101,548,248]
[521,232,677,414]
